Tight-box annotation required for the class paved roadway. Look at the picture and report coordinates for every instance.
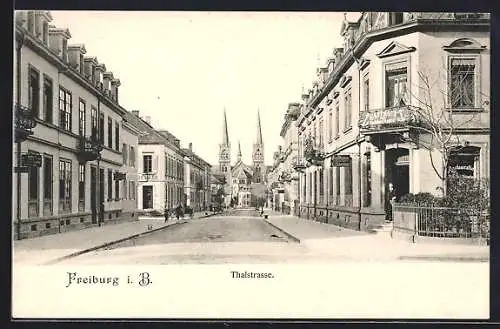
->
[60,209,313,264]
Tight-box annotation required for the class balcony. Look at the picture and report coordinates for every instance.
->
[303,137,325,167]
[359,105,423,134]
[292,156,308,173]
[14,103,37,143]
[76,136,103,163]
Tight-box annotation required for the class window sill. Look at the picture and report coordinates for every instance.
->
[343,126,353,134]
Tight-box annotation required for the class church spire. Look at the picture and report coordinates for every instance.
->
[222,108,229,146]
[237,140,242,161]
[256,109,263,145]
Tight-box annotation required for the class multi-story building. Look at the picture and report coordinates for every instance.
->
[182,144,212,211]
[295,12,490,231]
[268,103,302,214]
[125,111,185,212]
[13,11,139,239]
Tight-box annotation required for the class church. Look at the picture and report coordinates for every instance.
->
[215,110,268,208]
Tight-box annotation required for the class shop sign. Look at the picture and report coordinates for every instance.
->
[331,155,351,167]
[359,106,412,129]
[21,151,42,168]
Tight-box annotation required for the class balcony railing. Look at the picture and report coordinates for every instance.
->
[359,105,422,133]
[77,136,102,163]
[15,103,37,143]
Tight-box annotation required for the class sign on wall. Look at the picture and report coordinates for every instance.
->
[331,155,352,167]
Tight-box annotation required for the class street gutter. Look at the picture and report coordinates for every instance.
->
[263,218,301,243]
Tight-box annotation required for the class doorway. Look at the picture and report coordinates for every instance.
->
[385,148,410,219]
[142,185,153,209]
[91,166,97,224]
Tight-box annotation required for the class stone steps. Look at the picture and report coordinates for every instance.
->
[369,222,394,235]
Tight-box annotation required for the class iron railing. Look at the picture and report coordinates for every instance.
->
[393,204,490,240]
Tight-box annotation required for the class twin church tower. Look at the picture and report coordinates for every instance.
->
[218,109,265,186]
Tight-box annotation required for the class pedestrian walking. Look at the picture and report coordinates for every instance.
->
[164,206,170,223]
[175,204,182,220]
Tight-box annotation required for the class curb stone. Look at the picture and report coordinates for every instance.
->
[263,218,301,243]
[44,213,216,265]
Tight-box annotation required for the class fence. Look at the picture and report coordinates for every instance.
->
[393,203,490,240]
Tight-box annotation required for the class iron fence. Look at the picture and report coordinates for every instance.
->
[393,204,490,240]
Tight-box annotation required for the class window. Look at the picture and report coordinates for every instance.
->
[448,146,481,179]
[42,21,49,44]
[91,106,98,140]
[450,58,476,109]
[43,76,53,123]
[345,161,353,195]
[319,120,324,148]
[319,169,324,198]
[365,152,372,207]
[99,113,104,145]
[28,161,39,217]
[123,143,128,165]
[389,12,404,26]
[363,78,370,111]
[129,146,135,167]
[79,54,84,74]
[78,99,86,136]
[29,67,40,117]
[108,118,113,148]
[62,38,68,61]
[329,168,334,197]
[143,155,153,173]
[27,12,35,33]
[115,175,120,200]
[344,90,352,129]
[59,159,72,214]
[335,103,340,138]
[115,122,120,151]
[386,66,407,107]
[43,156,53,216]
[107,169,113,201]
[123,177,127,200]
[78,164,85,212]
[336,167,341,196]
[328,111,333,142]
[313,123,317,146]
[58,87,72,131]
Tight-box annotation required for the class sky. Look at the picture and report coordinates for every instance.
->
[49,11,361,166]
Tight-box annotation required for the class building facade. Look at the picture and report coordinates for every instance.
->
[125,111,185,213]
[183,144,212,212]
[13,11,139,239]
[268,103,301,214]
[294,12,490,231]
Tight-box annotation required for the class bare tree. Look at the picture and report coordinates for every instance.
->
[402,58,489,196]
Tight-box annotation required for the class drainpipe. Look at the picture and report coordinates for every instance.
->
[97,97,101,226]
[350,44,363,231]
[15,32,25,240]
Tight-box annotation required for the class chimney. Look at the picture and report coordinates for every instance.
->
[48,26,71,62]
[144,116,151,124]
[131,110,139,117]
[189,143,193,152]
[67,44,86,73]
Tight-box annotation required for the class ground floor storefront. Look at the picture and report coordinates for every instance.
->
[13,140,140,240]
[297,134,489,231]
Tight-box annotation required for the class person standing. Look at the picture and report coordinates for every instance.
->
[164,205,170,223]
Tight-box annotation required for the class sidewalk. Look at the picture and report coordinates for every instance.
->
[13,211,212,265]
[264,212,490,262]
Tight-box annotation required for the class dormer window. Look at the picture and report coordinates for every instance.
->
[388,12,404,26]
[62,38,68,62]
[79,54,84,74]
[42,21,49,45]
[27,12,35,34]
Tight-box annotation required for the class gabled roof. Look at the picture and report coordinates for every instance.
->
[124,112,181,150]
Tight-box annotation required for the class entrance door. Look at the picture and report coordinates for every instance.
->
[91,167,97,224]
[385,148,410,220]
[142,185,153,209]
